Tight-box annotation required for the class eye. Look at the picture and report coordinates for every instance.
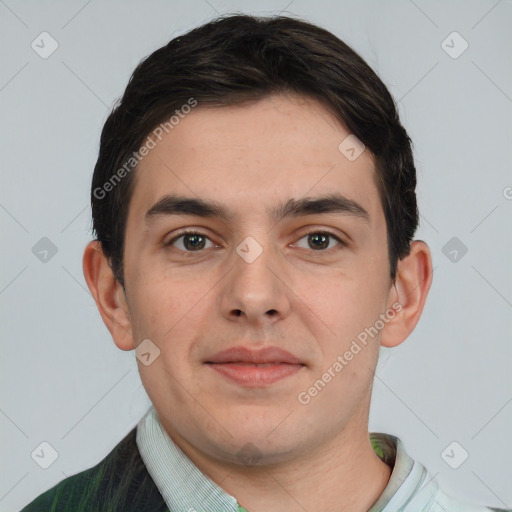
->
[165,230,216,252]
[293,230,345,252]
[164,229,346,254]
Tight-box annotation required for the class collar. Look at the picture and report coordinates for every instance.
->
[136,406,437,512]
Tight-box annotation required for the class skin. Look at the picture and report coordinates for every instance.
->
[83,92,432,512]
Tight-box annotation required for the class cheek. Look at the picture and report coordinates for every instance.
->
[127,271,187,351]
[311,268,380,317]
[128,272,214,368]
[132,279,201,404]
[294,266,389,358]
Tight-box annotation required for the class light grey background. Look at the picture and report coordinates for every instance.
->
[1,1,511,511]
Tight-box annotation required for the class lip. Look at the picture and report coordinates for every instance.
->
[205,346,305,387]
[206,346,303,365]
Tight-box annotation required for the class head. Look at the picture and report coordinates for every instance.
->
[83,14,432,466]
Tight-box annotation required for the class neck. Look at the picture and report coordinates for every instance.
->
[162,417,392,512]
[224,430,391,511]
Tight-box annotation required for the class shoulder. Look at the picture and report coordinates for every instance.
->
[430,488,511,512]
[20,427,168,512]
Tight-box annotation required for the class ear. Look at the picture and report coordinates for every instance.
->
[82,240,134,351]
[380,240,433,348]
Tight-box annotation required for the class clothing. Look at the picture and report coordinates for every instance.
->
[21,406,509,512]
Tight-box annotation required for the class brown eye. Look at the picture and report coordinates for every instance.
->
[294,231,344,252]
[165,231,214,252]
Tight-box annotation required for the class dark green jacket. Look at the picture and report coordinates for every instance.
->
[20,428,169,512]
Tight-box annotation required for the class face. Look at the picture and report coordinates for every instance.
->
[120,93,396,466]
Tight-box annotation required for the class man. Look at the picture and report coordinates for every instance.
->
[20,13,509,512]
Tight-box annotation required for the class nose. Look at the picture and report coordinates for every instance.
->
[219,236,292,327]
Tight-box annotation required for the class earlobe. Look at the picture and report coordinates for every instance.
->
[380,240,433,348]
[82,241,135,351]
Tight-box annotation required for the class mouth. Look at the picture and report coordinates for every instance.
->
[205,346,305,387]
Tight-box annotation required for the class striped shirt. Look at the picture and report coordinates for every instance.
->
[136,406,508,512]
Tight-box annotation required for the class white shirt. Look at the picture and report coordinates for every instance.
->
[136,406,507,512]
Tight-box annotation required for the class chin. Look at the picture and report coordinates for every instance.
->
[204,427,303,467]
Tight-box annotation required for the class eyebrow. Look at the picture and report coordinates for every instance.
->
[144,193,370,225]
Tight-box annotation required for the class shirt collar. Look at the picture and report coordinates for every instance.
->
[136,405,436,512]
[367,432,431,511]
[136,406,241,511]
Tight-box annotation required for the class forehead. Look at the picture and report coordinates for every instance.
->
[128,93,381,226]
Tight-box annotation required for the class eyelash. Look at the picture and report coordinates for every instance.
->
[164,228,346,255]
